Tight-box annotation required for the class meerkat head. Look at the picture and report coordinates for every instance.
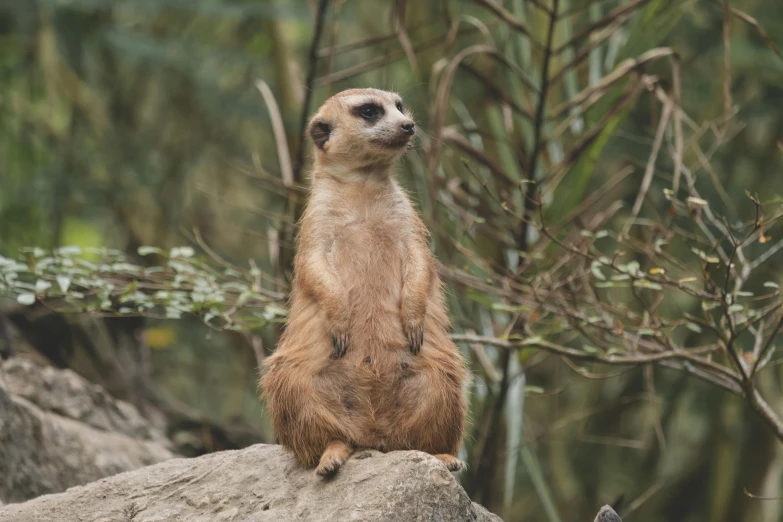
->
[306,88,415,173]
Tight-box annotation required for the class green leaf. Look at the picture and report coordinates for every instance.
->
[521,335,543,346]
[138,246,165,256]
[57,246,82,256]
[110,262,142,273]
[595,281,625,288]
[617,261,640,275]
[685,322,703,333]
[17,293,36,305]
[491,302,531,313]
[590,261,606,280]
[170,246,195,258]
[633,280,663,291]
[264,303,288,317]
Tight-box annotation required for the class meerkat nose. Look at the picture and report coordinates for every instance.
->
[401,122,415,135]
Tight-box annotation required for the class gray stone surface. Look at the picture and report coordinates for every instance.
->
[594,505,623,522]
[0,358,175,504]
[0,444,504,522]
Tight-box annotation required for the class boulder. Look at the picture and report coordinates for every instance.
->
[0,444,503,522]
[0,357,621,522]
[0,357,175,504]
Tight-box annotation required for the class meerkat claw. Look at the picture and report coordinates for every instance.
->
[407,323,424,355]
[316,441,353,478]
[434,454,464,472]
[331,332,349,359]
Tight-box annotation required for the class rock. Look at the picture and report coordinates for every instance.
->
[594,505,622,522]
[0,444,503,522]
[0,357,176,504]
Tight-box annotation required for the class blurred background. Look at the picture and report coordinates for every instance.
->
[1,0,783,521]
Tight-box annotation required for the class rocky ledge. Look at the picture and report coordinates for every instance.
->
[0,444,502,522]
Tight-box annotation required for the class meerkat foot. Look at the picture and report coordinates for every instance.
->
[315,441,353,478]
[433,454,464,472]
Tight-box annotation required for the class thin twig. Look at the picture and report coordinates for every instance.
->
[524,0,559,248]
[623,100,672,237]
[450,334,740,386]
[294,0,330,183]
[255,80,293,187]
[722,0,733,119]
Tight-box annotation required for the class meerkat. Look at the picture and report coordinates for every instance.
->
[260,88,467,478]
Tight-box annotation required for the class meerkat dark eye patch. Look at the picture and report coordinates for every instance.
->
[395,101,404,112]
[309,120,331,150]
[352,103,383,123]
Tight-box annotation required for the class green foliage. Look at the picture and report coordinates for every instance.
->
[1,246,286,329]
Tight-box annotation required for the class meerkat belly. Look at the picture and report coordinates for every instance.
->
[328,220,422,448]
[332,220,406,348]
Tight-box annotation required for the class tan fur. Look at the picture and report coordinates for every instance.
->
[259,88,467,477]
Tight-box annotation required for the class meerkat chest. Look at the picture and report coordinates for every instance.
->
[329,208,409,289]
[332,211,406,256]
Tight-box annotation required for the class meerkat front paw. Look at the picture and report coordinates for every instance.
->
[404,319,425,355]
[330,322,350,359]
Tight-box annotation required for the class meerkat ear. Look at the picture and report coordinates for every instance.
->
[308,120,331,150]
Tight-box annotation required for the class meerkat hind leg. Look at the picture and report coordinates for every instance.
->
[315,440,354,478]
[433,454,464,472]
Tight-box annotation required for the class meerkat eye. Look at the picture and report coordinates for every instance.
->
[358,104,381,121]
[395,101,404,112]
